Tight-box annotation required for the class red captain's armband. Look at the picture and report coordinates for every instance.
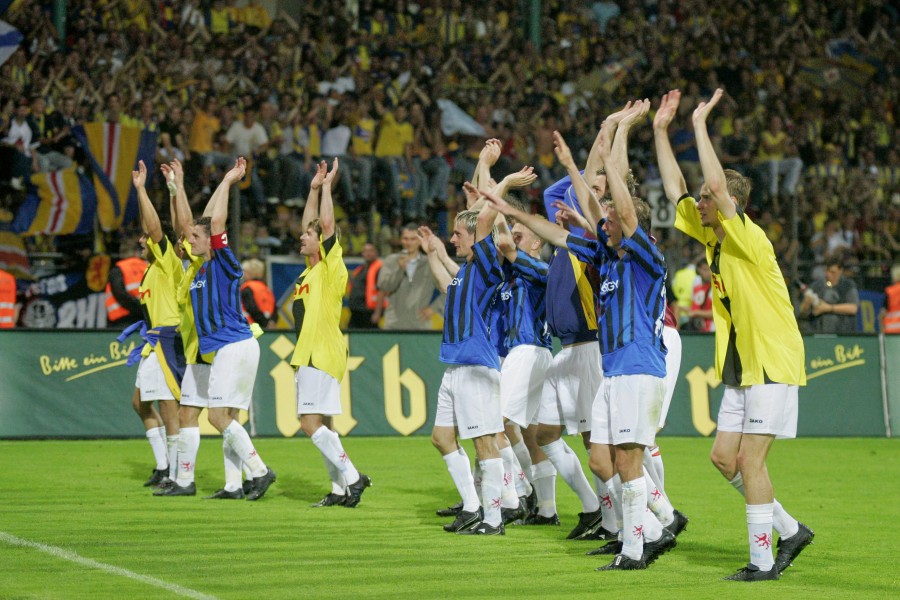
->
[211,232,229,250]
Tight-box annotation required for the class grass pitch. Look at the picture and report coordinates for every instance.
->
[0,436,897,599]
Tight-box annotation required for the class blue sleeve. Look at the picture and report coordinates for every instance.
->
[565,233,603,269]
[472,236,505,287]
[213,246,243,280]
[621,226,666,278]
[510,250,548,286]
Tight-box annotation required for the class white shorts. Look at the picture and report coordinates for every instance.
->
[179,363,211,408]
[717,384,798,439]
[435,365,503,440]
[296,366,342,416]
[659,326,682,429]
[501,345,552,428]
[136,352,176,401]
[590,373,665,447]
[208,337,260,410]
[538,343,602,435]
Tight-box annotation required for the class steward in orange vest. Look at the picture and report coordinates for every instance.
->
[883,279,900,334]
[346,243,383,329]
[0,268,17,328]
[105,256,148,325]
[240,258,275,327]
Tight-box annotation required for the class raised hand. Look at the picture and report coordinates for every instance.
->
[417,225,435,253]
[310,160,327,190]
[604,100,635,129]
[462,180,480,206]
[503,166,537,189]
[692,88,724,125]
[480,138,502,167]
[132,160,147,188]
[552,200,592,232]
[654,90,681,131]
[323,157,340,187]
[224,157,247,184]
[477,186,513,215]
[553,130,575,169]
[170,158,185,185]
[619,98,651,130]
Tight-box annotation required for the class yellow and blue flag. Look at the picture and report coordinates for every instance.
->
[72,123,158,231]
[12,167,97,236]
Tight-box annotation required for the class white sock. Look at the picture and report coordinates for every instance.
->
[621,477,647,560]
[175,427,200,486]
[593,474,616,533]
[443,449,479,513]
[146,426,168,470]
[606,475,624,534]
[510,438,534,496]
[729,473,796,537]
[310,426,360,485]
[644,467,675,526]
[479,458,504,527]
[644,446,666,496]
[222,421,266,477]
[747,503,775,570]
[222,438,243,492]
[643,507,665,545]
[773,499,799,539]
[166,435,179,480]
[531,460,557,517]
[498,446,521,508]
[541,439,599,513]
[473,460,483,503]
[322,450,346,495]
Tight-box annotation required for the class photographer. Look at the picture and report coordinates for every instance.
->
[798,255,859,334]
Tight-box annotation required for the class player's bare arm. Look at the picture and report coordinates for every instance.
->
[653,90,689,205]
[692,88,735,219]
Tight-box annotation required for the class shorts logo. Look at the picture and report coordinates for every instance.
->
[466,425,479,430]
[619,428,631,433]
[749,418,763,424]
[212,396,223,401]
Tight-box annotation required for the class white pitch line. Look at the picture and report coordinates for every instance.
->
[1,531,219,600]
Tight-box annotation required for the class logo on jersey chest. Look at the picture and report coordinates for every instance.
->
[450,277,462,287]
[295,282,310,297]
[190,280,206,290]
[600,279,619,294]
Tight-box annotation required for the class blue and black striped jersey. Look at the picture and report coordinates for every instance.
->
[495,250,552,353]
[566,223,667,377]
[545,248,599,346]
[440,235,505,370]
[190,234,252,354]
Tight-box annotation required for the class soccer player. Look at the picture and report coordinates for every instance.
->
[654,88,814,580]
[129,160,185,490]
[491,197,552,526]
[292,158,371,508]
[419,179,509,535]
[482,102,677,570]
[166,157,276,500]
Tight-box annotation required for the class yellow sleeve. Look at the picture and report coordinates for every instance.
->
[719,210,774,267]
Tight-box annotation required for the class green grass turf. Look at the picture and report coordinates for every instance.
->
[0,437,897,599]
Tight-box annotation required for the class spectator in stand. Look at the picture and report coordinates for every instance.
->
[686,260,714,332]
[375,222,444,330]
[374,101,415,219]
[1,99,35,189]
[798,254,859,334]
[225,103,269,218]
[757,115,803,206]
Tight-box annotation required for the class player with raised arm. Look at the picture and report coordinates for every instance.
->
[169,157,276,501]
[129,159,185,491]
[293,158,371,508]
[654,88,813,580]
[481,102,677,570]
[419,165,512,535]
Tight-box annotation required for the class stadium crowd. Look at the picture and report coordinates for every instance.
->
[0,0,897,330]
